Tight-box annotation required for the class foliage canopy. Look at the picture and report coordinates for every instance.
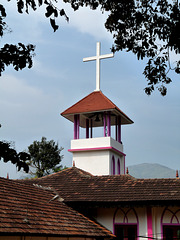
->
[0,140,30,173]
[0,0,180,95]
[27,137,63,178]
[0,4,35,76]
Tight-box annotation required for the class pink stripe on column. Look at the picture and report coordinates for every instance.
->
[147,207,153,239]
[77,114,80,139]
[74,115,77,139]
[115,116,118,141]
[104,112,106,137]
[107,111,111,137]
[68,146,126,156]
[118,116,121,143]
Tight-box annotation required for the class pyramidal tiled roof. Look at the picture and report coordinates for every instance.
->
[0,177,114,237]
[61,91,133,125]
[21,167,180,206]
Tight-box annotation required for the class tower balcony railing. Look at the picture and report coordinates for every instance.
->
[70,136,123,154]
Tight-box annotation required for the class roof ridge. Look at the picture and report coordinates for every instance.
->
[61,91,97,115]
[93,174,137,180]
[39,166,73,179]
[99,92,133,121]
[61,91,118,116]
[18,167,94,184]
[18,167,75,182]
[73,166,94,177]
[99,91,117,108]
[137,177,179,181]
[0,177,54,194]
[61,90,133,125]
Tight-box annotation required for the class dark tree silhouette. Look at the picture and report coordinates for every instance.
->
[0,0,179,95]
[0,4,35,76]
[64,0,180,95]
[0,4,34,173]
[27,137,63,178]
[0,141,30,173]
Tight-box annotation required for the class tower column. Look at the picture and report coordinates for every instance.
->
[107,111,111,137]
[74,114,80,139]
[90,119,93,138]
[86,119,89,138]
[104,112,106,137]
[118,116,121,143]
[74,115,77,139]
[115,116,118,141]
[77,114,80,139]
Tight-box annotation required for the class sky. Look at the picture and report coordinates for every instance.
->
[0,1,180,179]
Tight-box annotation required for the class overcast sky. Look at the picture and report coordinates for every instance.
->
[0,1,180,179]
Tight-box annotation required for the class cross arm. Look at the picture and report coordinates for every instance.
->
[99,53,114,60]
[83,56,97,62]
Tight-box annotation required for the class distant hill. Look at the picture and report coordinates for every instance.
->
[127,163,177,179]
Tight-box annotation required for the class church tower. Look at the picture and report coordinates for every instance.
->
[61,42,133,176]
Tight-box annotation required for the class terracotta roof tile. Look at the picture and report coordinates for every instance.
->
[61,91,133,125]
[22,167,180,205]
[0,177,114,237]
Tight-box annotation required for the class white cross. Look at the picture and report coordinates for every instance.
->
[83,42,114,91]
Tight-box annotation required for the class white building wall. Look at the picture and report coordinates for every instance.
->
[71,137,123,152]
[70,137,125,176]
[138,208,148,239]
[73,150,110,175]
[96,208,115,233]
[152,207,164,240]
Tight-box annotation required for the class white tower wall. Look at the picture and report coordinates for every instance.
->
[69,137,125,176]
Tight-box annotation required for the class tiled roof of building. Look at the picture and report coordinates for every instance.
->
[22,167,180,206]
[0,177,114,237]
[61,91,133,126]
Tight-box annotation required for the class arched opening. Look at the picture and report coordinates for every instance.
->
[161,207,180,239]
[117,158,120,175]
[112,156,115,175]
[113,207,139,240]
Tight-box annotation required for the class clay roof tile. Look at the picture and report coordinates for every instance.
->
[21,167,180,205]
[0,177,114,237]
[61,91,133,126]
